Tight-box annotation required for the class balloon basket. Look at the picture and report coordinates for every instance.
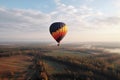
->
[57,43,60,46]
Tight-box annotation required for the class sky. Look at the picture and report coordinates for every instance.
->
[0,0,120,43]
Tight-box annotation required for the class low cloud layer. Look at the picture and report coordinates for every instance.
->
[0,8,50,32]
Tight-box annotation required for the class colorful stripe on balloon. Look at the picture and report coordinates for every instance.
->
[49,22,68,43]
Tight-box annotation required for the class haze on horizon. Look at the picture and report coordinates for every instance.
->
[0,0,120,43]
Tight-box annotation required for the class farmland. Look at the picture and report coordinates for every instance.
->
[0,42,120,80]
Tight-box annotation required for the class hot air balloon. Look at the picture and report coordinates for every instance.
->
[49,22,68,46]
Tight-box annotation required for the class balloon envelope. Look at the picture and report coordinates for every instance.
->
[49,22,68,45]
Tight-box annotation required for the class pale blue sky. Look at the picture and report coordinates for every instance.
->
[0,0,116,14]
[0,0,120,43]
[0,0,57,12]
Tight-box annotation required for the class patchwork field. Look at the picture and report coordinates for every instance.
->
[0,42,120,80]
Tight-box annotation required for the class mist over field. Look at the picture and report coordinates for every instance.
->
[0,42,120,80]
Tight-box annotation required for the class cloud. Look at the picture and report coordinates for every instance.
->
[1,1,119,33]
[112,0,120,8]
[54,0,61,5]
[0,0,120,42]
[51,2,104,31]
[85,0,94,2]
[92,16,120,26]
[0,8,51,32]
